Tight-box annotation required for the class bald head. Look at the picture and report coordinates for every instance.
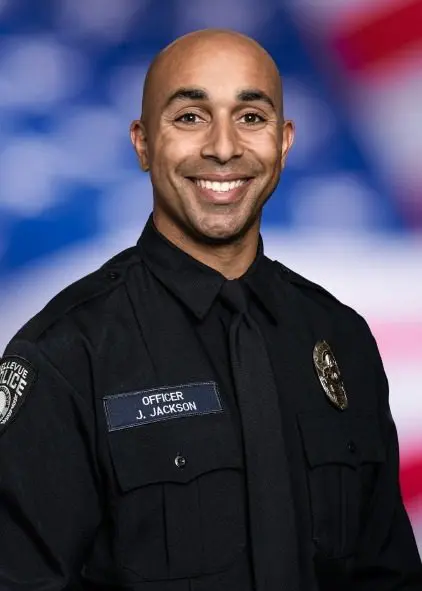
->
[141,29,284,124]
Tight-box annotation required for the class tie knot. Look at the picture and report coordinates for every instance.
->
[220,280,248,314]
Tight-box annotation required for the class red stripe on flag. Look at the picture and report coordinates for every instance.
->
[370,321,422,362]
[400,453,422,505]
[333,0,422,72]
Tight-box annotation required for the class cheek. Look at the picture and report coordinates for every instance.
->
[159,127,202,157]
[148,148,175,189]
[150,141,196,196]
[245,133,281,166]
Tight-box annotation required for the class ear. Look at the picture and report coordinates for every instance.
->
[130,119,150,172]
[280,120,295,171]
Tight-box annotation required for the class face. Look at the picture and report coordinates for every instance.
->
[131,37,294,245]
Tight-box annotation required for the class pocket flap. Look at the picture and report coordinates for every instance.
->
[108,413,242,492]
[297,412,385,469]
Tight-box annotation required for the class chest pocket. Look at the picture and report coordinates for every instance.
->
[107,411,246,582]
[298,411,385,559]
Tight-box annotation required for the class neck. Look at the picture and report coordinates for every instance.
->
[153,214,260,279]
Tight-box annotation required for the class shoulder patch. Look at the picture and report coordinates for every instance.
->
[0,356,37,433]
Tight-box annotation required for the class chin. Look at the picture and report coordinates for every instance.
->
[191,218,251,245]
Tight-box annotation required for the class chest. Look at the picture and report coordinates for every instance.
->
[87,282,385,582]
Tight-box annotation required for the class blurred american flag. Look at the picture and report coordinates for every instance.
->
[289,0,422,227]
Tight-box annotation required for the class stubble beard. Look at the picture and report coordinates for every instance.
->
[186,204,261,246]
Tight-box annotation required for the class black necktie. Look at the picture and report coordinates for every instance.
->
[220,279,299,591]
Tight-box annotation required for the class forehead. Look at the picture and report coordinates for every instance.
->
[157,42,279,106]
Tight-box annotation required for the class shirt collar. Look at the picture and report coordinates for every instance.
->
[137,214,279,322]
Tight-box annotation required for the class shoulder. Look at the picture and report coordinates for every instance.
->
[272,260,374,343]
[0,247,142,412]
[6,245,140,348]
[273,260,340,305]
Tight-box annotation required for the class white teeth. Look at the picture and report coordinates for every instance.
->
[195,179,246,192]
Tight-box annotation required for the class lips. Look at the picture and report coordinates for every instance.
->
[188,176,252,204]
[194,178,247,193]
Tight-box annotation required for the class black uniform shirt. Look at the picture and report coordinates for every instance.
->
[0,215,421,591]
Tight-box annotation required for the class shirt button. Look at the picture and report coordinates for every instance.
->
[174,455,187,469]
[347,440,357,454]
[108,271,119,280]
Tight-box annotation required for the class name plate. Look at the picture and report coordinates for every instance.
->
[104,381,222,431]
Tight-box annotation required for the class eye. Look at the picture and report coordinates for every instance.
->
[240,112,266,125]
[175,112,203,124]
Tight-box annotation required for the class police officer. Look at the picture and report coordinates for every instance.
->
[0,29,421,591]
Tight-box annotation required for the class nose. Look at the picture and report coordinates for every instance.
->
[200,116,244,164]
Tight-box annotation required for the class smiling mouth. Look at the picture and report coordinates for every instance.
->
[192,178,249,193]
[187,177,252,204]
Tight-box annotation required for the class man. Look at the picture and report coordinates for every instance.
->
[0,29,420,591]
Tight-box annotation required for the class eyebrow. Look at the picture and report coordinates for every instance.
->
[164,88,208,108]
[237,89,276,110]
[164,87,276,111]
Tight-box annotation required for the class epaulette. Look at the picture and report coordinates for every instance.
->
[273,260,341,306]
[13,246,139,343]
